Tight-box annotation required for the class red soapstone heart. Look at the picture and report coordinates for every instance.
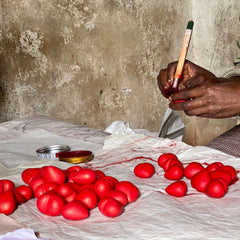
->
[95,170,106,179]
[134,162,155,178]
[15,185,33,201]
[165,181,187,197]
[57,183,75,198]
[162,158,183,172]
[37,191,65,216]
[29,176,45,192]
[0,191,17,215]
[21,168,40,184]
[217,178,228,192]
[115,181,139,203]
[100,176,119,186]
[68,168,97,185]
[184,162,205,179]
[103,190,128,206]
[164,164,184,180]
[66,182,83,193]
[57,183,77,203]
[13,190,26,204]
[0,179,15,194]
[34,182,58,198]
[78,183,95,192]
[206,162,224,173]
[210,169,232,185]
[65,166,82,175]
[75,189,98,210]
[94,178,114,198]
[40,166,66,185]
[191,170,211,192]
[98,197,124,218]
[158,153,178,168]
[61,201,89,221]
[220,165,237,183]
[205,179,228,198]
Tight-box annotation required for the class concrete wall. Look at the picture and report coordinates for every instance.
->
[0,0,239,146]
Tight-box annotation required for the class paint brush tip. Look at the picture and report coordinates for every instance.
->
[187,20,194,30]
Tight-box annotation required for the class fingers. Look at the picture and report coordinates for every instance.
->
[179,74,205,90]
[157,69,170,98]
[166,61,178,85]
[169,98,210,117]
[169,85,204,101]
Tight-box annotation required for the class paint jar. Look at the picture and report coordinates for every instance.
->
[59,150,93,164]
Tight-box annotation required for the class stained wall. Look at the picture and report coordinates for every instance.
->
[0,0,239,145]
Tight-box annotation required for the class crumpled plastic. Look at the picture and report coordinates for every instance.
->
[0,228,49,240]
[105,108,185,140]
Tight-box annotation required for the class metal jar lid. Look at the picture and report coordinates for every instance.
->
[36,145,71,160]
[59,150,93,164]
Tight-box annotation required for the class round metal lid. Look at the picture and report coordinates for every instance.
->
[36,144,71,159]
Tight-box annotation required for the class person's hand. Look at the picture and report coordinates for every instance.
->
[157,60,219,98]
[169,82,240,118]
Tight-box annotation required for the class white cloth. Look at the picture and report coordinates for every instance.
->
[0,117,240,240]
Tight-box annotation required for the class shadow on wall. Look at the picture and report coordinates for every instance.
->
[0,55,7,122]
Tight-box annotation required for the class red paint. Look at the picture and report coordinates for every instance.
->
[93,156,156,170]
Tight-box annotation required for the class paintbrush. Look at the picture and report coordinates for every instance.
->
[172,20,194,91]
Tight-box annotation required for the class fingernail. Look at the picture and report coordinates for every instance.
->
[169,96,172,101]
[168,79,172,84]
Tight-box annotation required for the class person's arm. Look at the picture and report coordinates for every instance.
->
[218,76,240,83]
[157,60,240,118]
[168,82,240,118]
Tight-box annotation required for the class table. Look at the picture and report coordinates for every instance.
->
[0,116,240,240]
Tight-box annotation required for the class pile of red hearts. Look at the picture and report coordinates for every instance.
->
[0,165,139,220]
[134,153,237,198]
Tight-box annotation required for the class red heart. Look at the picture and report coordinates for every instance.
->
[75,189,98,210]
[115,181,139,203]
[15,185,33,201]
[98,197,124,218]
[206,162,224,172]
[21,168,40,184]
[40,166,66,185]
[103,190,128,206]
[0,191,16,215]
[184,162,204,179]
[210,169,232,185]
[164,164,184,180]
[165,181,187,197]
[94,178,114,198]
[37,191,65,216]
[68,168,96,185]
[158,153,178,168]
[191,170,211,192]
[134,162,155,178]
[62,201,89,220]
[0,179,15,194]
[205,179,228,198]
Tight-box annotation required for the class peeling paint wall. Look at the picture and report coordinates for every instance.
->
[0,0,239,145]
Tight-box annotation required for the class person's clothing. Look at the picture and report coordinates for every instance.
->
[206,124,240,158]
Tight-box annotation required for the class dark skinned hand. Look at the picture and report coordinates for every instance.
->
[157,60,219,98]
[169,82,240,118]
[157,60,240,118]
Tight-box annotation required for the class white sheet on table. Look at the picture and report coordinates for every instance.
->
[0,129,103,168]
[0,133,240,240]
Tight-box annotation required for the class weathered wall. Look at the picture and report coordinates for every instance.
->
[0,0,239,146]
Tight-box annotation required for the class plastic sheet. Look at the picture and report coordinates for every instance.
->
[0,117,240,240]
